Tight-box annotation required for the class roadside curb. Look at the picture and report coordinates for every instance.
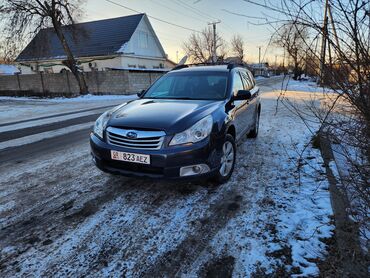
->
[319,132,368,277]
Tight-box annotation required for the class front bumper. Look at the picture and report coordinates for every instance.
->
[90,133,222,179]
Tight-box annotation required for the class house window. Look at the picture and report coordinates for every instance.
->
[138,31,148,49]
[128,64,137,68]
[138,65,146,69]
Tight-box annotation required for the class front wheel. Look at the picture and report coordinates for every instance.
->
[213,134,236,184]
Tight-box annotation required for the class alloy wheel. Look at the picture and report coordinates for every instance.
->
[220,141,235,177]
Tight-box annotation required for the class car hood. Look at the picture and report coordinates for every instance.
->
[107,98,223,134]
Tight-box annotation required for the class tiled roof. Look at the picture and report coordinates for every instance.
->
[16,14,144,61]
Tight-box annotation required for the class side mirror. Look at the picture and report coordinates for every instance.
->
[234,90,252,100]
[137,89,145,98]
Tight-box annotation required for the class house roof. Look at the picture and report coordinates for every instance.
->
[16,14,145,62]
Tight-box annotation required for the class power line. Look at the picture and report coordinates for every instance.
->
[150,0,207,24]
[222,9,267,20]
[172,0,234,34]
[105,0,201,33]
[174,0,219,21]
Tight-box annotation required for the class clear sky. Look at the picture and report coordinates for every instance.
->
[83,0,283,64]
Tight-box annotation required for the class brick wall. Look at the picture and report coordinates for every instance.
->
[0,70,165,97]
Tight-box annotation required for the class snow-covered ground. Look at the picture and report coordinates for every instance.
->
[0,94,136,125]
[0,65,20,75]
[0,80,335,277]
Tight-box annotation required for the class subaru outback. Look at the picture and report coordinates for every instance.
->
[90,64,260,183]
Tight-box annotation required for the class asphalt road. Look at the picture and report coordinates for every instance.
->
[0,128,90,165]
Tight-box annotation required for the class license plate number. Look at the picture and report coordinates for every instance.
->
[110,150,150,165]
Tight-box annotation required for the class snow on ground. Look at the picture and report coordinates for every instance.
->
[0,81,334,277]
[255,76,268,81]
[276,79,369,254]
[184,87,334,277]
[331,143,369,253]
[0,94,137,103]
[0,95,137,124]
[0,65,20,75]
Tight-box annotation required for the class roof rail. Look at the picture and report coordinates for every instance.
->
[170,62,248,72]
[171,64,189,71]
[227,63,247,70]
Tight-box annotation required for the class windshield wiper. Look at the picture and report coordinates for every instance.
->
[171,97,194,100]
[144,97,194,100]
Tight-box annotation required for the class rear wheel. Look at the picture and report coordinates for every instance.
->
[213,134,236,184]
[248,108,260,138]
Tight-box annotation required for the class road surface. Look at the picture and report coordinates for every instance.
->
[0,77,333,277]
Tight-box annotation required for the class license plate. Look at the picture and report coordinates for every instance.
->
[110,150,150,165]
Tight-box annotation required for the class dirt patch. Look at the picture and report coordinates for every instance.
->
[319,132,368,276]
[141,190,243,277]
[266,245,293,266]
[200,256,235,278]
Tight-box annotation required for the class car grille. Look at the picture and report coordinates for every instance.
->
[106,127,165,150]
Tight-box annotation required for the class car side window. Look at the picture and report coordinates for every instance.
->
[240,71,253,91]
[247,70,256,87]
[233,71,245,96]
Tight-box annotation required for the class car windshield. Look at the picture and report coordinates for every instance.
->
[143,71,228,100]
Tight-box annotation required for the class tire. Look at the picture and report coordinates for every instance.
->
[213,134,236,184]
[248,108,260,138]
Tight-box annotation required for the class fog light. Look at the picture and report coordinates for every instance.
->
[193,165,201,173]
[180,164,210,177]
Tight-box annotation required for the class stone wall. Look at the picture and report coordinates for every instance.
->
[0,69,166,97]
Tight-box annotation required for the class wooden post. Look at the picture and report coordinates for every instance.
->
[16,73,21,91]
[66,71,72,95]
[319,0,329,83]
[40,72,45,96]
[95,71,100,94]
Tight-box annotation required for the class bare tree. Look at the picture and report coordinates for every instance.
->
[0,0,88,94]
[183,27,227,63]
[0,34,24,64]
[274,23,309,79]
[230,34,245,62]
[241,0,369,274]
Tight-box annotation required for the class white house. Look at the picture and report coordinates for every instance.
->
[16,14,176,74]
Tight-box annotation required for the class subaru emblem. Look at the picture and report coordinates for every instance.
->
[126,131,137,139]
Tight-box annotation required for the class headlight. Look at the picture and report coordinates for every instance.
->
[170,115,213,146]
[93,111,111,139]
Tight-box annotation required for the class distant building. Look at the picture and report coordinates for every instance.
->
[249,62,271,77]
[16,14,175,74]
[0,64,20,75]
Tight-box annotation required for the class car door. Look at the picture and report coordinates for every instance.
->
[231,70,251,141]
[240,70,259,131]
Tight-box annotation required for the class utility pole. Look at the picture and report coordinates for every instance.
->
[258,46,262,75]
[328,4,341,58]
[176,51,179,64]
[208,20,221,64]
[319,0,329,83]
